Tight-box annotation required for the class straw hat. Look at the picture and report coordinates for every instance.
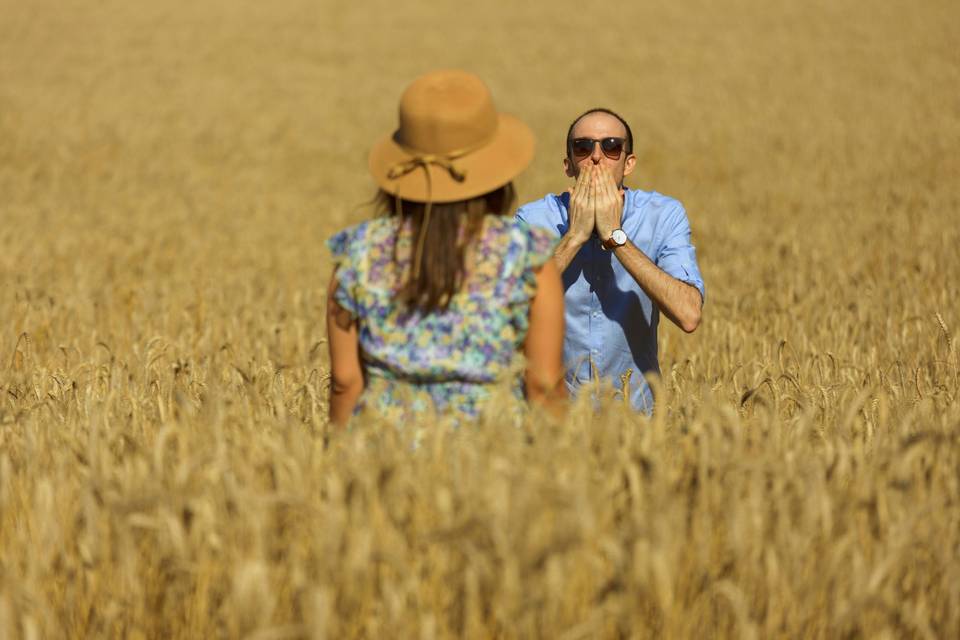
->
[368,70,535,203]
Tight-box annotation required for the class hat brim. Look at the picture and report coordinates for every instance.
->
[368,113,535,204]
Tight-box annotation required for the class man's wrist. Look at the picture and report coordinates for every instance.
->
[564,229,591,246]
[601,228,628,251]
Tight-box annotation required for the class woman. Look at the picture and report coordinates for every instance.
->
[326,70,565,426]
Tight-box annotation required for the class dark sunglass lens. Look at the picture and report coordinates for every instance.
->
[572,139,595,158]
[601,138,624,158]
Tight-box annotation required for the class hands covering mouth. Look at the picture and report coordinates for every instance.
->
[566,164,624,244]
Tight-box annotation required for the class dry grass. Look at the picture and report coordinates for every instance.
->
[1,0,959,637]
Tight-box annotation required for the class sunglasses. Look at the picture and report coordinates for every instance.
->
[570,137,626,160]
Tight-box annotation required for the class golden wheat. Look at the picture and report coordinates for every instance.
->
[1,0,958,637]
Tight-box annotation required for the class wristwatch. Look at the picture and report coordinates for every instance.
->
[601,228,628,251]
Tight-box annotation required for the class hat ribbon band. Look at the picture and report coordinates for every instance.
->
[385,130,497,184]
[385,153,467,183]
[386,149,475,284]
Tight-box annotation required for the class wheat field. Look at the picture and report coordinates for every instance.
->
[1,0,959,637]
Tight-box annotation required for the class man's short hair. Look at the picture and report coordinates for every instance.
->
[565,107,634,158]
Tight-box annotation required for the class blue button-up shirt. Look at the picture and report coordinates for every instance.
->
[516,188,705,412]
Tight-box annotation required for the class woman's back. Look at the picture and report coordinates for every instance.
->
[328,214,555,420]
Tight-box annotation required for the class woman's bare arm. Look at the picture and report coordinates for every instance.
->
[523,259,567,417]
[326,269,364,427]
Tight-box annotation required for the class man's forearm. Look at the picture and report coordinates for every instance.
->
[612,241,702,333]
[553,233,587,272]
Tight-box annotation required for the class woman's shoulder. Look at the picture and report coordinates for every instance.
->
[327,217,397,256]
[486,216,557,263]
[472,217,557,305]
[483,216,555,248]
[471,216,556,293]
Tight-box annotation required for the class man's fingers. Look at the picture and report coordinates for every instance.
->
[574,170,587,202]
[573,168,588,210]
[577,167,590,185]
[607,169,618,202]
[574,166,589,203]
[601,165,613,191]
[589,166,597,214]
[594,165,609,203]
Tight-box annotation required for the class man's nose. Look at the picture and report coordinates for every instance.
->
[590,141,603,163]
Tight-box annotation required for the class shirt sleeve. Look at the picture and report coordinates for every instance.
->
[325,225,364,317]
[656,204,706,302]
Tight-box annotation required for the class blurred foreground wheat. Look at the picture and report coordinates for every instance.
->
[1,359,958,637]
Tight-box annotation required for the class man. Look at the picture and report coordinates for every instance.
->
[516,108,704,412]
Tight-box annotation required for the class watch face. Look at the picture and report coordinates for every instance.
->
[612,229,627,245]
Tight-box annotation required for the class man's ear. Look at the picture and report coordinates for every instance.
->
[623,153,638,177]
[563,156,575,178]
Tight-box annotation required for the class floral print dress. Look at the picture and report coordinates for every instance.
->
[327,215,556,423]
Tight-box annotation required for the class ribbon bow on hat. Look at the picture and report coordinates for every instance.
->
[386,154,468,184]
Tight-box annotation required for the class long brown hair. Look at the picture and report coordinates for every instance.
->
[376,183,515,313]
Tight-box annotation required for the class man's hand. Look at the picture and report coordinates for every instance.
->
[566,164,595,244]
[553,164,597,272]
[593,166,624,241]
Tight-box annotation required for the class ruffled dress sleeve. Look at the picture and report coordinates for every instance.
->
[326,223,366,318]
[507,222,558,304]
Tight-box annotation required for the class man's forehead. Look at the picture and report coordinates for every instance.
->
[572,112,627,138]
